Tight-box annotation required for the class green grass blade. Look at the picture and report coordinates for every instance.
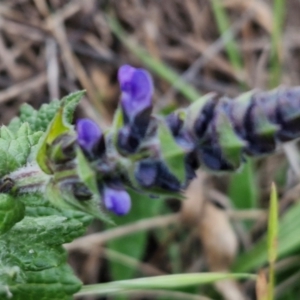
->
[269,0,286,87]
[76,273,256,297]
[267,183,279,300]
[210,0,243,72]
[106,15,201,102]
[233,201,300,273]
[268,183,279,263]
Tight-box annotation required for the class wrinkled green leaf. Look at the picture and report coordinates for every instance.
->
[0,124,43,177]
[0,194,25,235]
[19,100,60,132]
[62,91,85,124]
[0,193,91,300]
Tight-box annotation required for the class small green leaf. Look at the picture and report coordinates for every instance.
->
[36,106,70,174]
[0,194,25,235]
[112,105,124,132]
[62,90,85,124]
[158,120,186,183]
[76,148,98,194]
[36,91,84,174]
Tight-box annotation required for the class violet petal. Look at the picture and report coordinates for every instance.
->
[103,186,131,216]
[118,65,153,118]
[76,118,102,153]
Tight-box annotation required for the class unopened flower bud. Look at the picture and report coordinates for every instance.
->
[102,181,131,216]
[72,182,93,201]
[165,112,194,152]
[135,160,181,192]
[50,133,76,164]
[117,125,140,154]
[116,65,154,154]
[118,65,153,121]
[165,112,183,136]
[76,118,105,158]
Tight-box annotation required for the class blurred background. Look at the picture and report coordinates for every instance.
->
[1,0,300,299]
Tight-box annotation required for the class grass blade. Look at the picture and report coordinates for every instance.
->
[269,0,286,87]
[233,197,300,273]
[76,273,256,297]
[267,183,279,300]
[210,0,243,72]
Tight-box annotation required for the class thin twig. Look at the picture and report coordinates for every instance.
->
[46,38,59,100]
[65,207,264,254]
[0,72,47,104]
[227,209,266,220]
[64,214,180,252]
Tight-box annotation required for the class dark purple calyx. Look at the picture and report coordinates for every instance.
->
[135,160,181,192]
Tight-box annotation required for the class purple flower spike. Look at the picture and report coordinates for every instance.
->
[76,118,102,153]
[118,65,153,119]
[103,185,131,216]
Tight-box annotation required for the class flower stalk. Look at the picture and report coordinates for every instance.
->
[2,66,300,219]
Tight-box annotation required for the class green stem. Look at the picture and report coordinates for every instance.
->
[4,163,79,195]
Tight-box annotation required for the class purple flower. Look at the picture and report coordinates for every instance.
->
[76,118,102,153]
[103,185,131,216]
[118,65,153,120]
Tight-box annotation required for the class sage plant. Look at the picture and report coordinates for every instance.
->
[1,64,300,299]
